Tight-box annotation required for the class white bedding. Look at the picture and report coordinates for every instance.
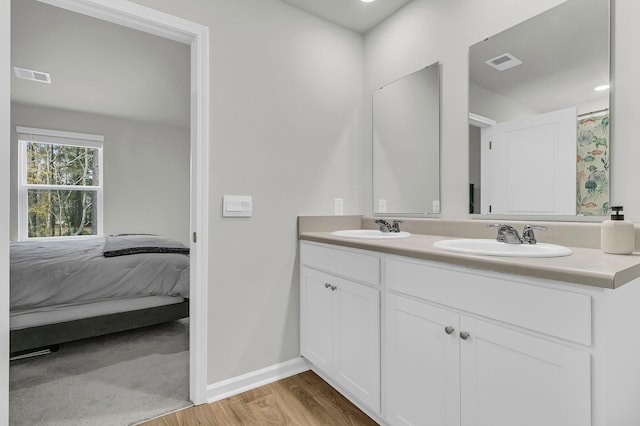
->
[10,237,189,311]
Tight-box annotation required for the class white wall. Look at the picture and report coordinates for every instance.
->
[1,0,10,422]
[128,0,363,384]
[10,103,190,245]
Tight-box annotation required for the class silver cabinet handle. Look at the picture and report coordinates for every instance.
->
[330,285,337,291]
[324,283,331,289]
[459,331,470,340]
[444,326,455,335]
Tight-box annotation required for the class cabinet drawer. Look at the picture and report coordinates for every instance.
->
[386,257,592,345]
[301,242,380,286]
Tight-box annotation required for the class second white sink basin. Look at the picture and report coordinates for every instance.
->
[433,238,572,258]
[331,229,412,239]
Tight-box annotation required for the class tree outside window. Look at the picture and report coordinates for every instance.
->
[18,127,103,239]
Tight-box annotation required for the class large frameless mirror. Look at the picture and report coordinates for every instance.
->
[468,0,610,217]
[373,63,440,216]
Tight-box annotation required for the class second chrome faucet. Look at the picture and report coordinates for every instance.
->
[375,219,404,233]
[488,224,547,244]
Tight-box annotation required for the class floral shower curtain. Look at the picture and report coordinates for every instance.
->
[576,113,609,216]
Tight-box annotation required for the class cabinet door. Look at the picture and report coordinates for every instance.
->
[334,276,381,411]
[300,267,334,373]
[385,294,461,426]
[459,317,591,426]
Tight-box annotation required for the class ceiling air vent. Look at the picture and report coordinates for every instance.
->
[485,53,523,71]
[13,66,52,84]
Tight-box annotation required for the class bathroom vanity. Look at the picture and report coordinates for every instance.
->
[299,225,640,426]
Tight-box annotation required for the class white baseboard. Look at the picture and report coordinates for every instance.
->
[206,357,310,403]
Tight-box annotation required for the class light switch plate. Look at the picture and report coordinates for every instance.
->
[378,199,387,213]
[334,198,344,216]
[223,195,252,217]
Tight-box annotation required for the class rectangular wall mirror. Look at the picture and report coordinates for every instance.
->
[373,63,441,216]
[468,0,610,217]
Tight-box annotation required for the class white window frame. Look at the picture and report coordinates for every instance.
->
[17,126,104,240]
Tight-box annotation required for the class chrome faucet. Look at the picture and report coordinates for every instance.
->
[488,224,522,244]
[375,219,404,233]
[488,224,547,244]
[521,224,547,244]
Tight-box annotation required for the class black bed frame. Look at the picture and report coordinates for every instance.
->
[10,299,189,356]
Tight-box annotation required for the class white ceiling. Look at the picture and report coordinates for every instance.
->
[11,0,190,128]
[282,0,412,33]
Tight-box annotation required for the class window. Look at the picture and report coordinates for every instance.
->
[17,126,104,240]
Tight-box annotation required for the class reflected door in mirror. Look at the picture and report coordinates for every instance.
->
[481,107,577,215]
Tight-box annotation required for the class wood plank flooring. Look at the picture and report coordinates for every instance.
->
[141,370,378,425]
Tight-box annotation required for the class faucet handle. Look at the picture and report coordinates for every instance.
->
[488,223,507,241]
[488,223,522,243]
[375,219,392,232]
[391,220,404,232]
[524,224,547,231]
[522,224,547,244]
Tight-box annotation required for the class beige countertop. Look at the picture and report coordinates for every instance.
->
[300,231,640,289]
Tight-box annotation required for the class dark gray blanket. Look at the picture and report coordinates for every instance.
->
[103,234,190,257]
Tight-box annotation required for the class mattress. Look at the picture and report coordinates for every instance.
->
[10,295,185,330]
[10,236,189,311]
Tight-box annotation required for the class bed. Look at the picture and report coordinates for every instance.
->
[9,234,190,355]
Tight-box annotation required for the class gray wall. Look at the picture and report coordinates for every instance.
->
[128,0,364,384]
[10,103,190,245]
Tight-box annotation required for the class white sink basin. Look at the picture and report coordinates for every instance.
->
[331,229,412,239]
[433,238,572,258]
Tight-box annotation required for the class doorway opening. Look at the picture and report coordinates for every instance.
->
[7,0,210,418]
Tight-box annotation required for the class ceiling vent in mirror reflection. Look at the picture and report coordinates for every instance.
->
[485,53,523,71]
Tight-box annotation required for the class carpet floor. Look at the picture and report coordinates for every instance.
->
[9,319,192,426]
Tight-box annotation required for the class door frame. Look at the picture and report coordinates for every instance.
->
[5,0,211,409]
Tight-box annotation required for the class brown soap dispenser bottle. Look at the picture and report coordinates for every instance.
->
[601,206,635,254]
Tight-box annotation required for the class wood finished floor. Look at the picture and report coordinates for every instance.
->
[141,370,378,425]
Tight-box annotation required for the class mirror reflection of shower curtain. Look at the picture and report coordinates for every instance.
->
[576,111,609,216]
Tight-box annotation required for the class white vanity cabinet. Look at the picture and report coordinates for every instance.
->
[299,242,381,413]
[299,238,640,426]
[385,293,461,426]
[385,256,592,426]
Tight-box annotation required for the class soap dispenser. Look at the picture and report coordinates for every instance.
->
[601,206,635,254]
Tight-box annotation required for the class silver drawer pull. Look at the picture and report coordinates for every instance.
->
[330,285,337,291]
[459,331,470,340]
[444,326,455,335]
[324,283,331,289]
